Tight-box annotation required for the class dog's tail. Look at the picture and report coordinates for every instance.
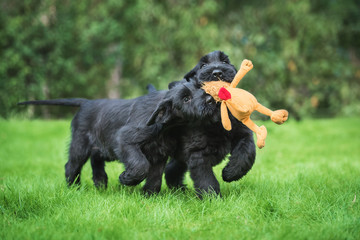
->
[18,98,87,107]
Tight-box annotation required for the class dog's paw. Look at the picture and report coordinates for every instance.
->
[222,167,247,182]
[195,187,221,200]
[167,184,187,192]
[93,173,108,189]
[119,171,146,186]
[142,186,161,197]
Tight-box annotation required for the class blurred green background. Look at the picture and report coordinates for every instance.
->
[1,0,359,119]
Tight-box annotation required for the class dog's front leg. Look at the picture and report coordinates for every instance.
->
[188,152,220,198]
[118,144,150,186]
[117,128,150,186]
[142,158,167,195]
[165,158,188,190]
[222,127,256,182]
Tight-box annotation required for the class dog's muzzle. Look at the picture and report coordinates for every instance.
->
[212,69,223,80]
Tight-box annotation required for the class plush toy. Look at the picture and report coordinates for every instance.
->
[202,59,288,149]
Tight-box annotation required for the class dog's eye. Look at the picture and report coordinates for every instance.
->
[222,61,228,64]
[183,96,191,103]
[200,64,207,69]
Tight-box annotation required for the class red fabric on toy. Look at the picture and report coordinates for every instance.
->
[218,87,231,100]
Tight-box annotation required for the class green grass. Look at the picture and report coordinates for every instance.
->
[1,118,359,240]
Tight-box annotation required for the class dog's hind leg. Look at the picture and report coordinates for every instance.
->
[65,133,91,186]
[90,150,108,188]
[142,158,167,195]
[165,158,187,190]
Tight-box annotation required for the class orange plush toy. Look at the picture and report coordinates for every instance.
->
[202,59,288,149]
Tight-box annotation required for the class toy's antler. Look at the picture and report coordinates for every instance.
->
[230,59,253,88]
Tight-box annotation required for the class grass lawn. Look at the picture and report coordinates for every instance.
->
[0,118,359,239]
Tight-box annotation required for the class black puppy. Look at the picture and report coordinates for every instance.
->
[165,51,256,196]
[19,80,216,194]
[184,50,237,83]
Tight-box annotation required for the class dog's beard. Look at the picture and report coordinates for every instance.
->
[200,102,220,123]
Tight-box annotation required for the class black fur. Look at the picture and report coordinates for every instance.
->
[146,84,157,93]
[165,51,256,197]
[184,50,237,83]
[18,80,217,195]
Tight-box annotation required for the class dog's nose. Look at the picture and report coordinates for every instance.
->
[212,69,223,79]
[205,95,214,104]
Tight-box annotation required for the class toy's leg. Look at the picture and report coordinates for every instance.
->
[271,110,288,124]
[242,118,267,149]
[256,104,288,124]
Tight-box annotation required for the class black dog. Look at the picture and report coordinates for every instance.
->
[18,80,216,194]
[184,50,238,83]
[164,51,256,196]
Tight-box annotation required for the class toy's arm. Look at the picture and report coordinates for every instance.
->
[221,102,232,131]
[230,59,253,88]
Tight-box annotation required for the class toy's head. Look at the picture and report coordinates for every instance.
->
[201,81,231,102]
[201,60,254,131]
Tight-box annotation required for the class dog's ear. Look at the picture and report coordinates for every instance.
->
[169,78,191,89]
[184,64,200,81]
[188,76,202,88]
[168,81,180,89]
[146,99,173,126]
[146,84,157,93]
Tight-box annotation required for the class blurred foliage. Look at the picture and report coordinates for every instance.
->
[0,0,359,118]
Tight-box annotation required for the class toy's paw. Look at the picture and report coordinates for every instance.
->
[271,110,289,124]
[241,59,253,72]
[256,125,267,149]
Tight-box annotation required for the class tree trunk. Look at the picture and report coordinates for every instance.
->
[107,59,122,99]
